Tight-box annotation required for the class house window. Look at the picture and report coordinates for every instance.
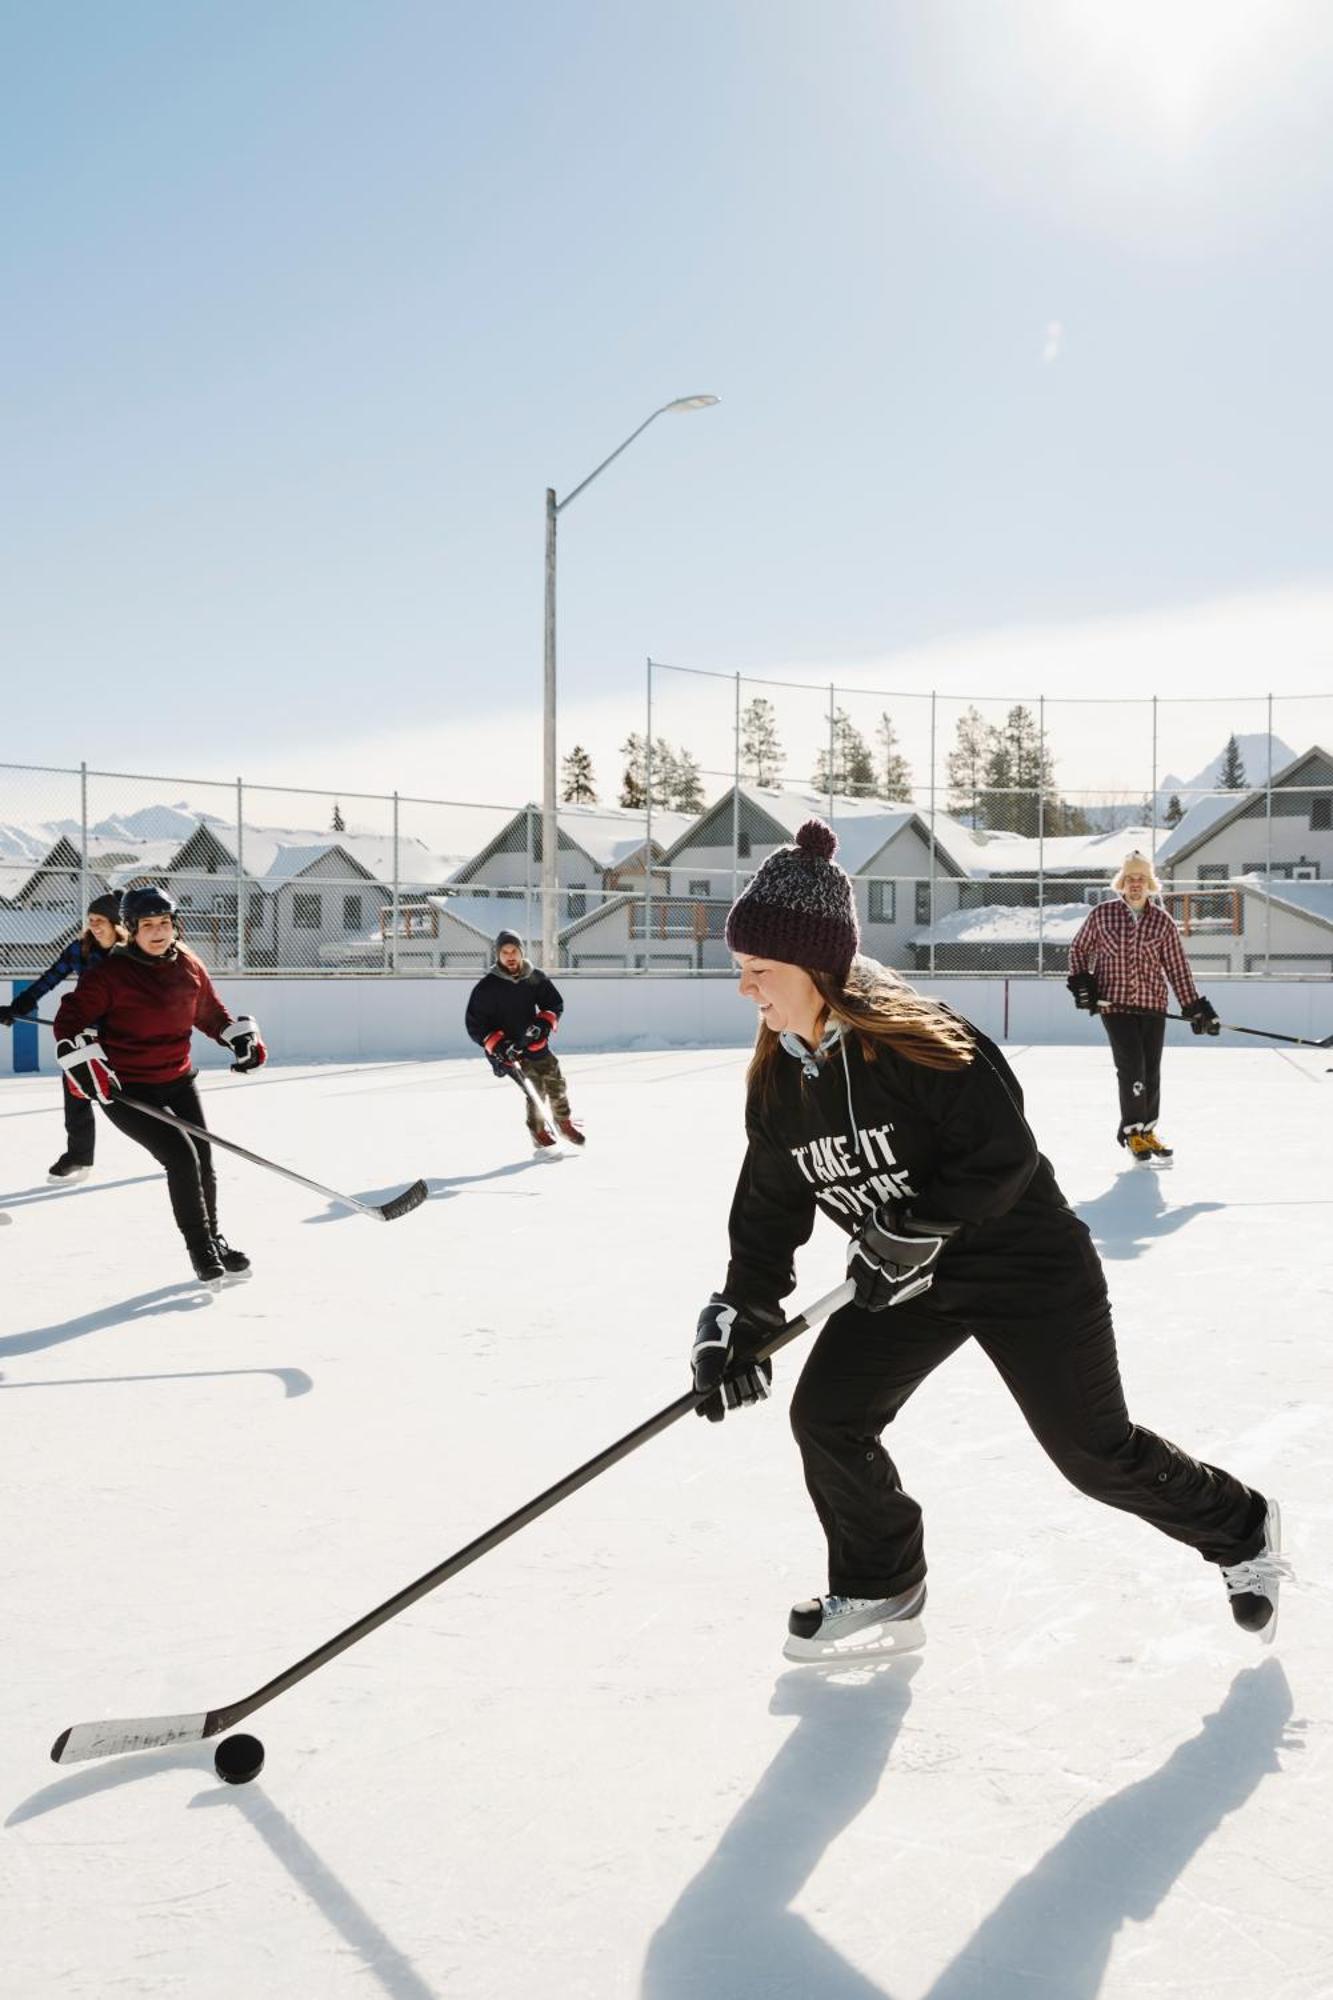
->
[868,880,896,923]
[293,892,322,929]
[915,881,931,926]
[1312,798,1331,830]
[1197,863,1229,882]
[343,894,362,932]
[566,886,587,920]
[689,879,711,897]
[737,830,751,858]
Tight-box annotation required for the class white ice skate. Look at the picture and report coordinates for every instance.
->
[783,1581,927,1663]
[1220,1499,1292,1644]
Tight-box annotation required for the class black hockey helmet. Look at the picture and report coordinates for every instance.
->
[121,884,178,930]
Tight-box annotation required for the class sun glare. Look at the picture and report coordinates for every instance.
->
[1070,0,1285,142]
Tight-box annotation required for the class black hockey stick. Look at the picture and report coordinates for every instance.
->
[1163,1013,1333,1049]
[21,1018,426,1219]
[49,1277,856,1764]
[111,1095,427,1222]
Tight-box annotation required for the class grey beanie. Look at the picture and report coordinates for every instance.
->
[495,929,524,952]
[724,818,859,975]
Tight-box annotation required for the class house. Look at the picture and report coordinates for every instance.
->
[445,802,696,948]
[1154,746,1333,888]
[0,905,79,972]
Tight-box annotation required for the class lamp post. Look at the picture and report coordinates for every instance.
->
[541,394,719,970]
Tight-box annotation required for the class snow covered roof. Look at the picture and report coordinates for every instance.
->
[0,907,78,948]
[1154,745,1333,866]
[910,900,1092,947]
[1236,874,1333,932]
[972,825,1157,876]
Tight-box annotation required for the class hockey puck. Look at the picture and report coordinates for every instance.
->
[213,1733,265,1785]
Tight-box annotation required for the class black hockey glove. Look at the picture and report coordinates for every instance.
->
[1066,972,1099,1013]
[55,1030,120,1104]
[848,1207,957,1312]
[486,1048,514,1078]
[1184,996,1220,1036]
[0,1004,15,1028]
[522,1022,548,1052]
[691,1294,783,1423]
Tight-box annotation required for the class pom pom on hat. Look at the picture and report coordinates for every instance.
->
[795,818,838,861]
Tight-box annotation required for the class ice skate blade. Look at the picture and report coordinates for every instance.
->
[783,1615,926,1664]
[220,1267,253,1286]
[48,1165,92,1185]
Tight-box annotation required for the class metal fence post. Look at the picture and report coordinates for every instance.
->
[1036,695,1046,978]
[525,801,535,948]
[236,776,246,971]
[645,658,654,970]
[1265,692,1274,974]
[826,684,835,823]
[391,791,400,975]
[731,671,741,904]
[78,760,88,924]
[1149,695,1158,867]
[928,692,938,978]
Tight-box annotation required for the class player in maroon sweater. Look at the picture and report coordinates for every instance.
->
[53,887,268,1289]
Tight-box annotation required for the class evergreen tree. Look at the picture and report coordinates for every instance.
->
[1164,792,1184,827]
[650,738,678,810]
[945,707,990,827]
[876,712,912,802]
[561,746,598,805]
[813,710,876,798]
[331,801,345,833]
[1219,734,1247,790]
[670,747,706,814]
[740,697,785,787]
[982,705,1058,837]
[619,733,647,810]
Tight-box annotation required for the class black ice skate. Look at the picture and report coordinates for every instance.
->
[214,1234,253,1285]
[783,1581,927,1662]
[47,1154,93,1184]
[1220,1500,1292,1643]
[184,1229,225,1292]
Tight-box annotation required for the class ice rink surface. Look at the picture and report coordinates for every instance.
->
[2,1039,1330,1999]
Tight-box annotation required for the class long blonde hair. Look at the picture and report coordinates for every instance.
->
[746,956,974,1099]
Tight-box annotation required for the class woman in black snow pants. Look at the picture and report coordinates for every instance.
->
[689,818,1291,1660]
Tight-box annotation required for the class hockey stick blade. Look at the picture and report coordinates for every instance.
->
[52,1712,213,1764]
[375,1178,428,1221]
[49,1279,856,1766]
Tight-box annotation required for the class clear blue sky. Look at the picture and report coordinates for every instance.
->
[4,0,1332,802]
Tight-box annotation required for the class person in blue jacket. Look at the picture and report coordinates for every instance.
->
[0,892,125,1181]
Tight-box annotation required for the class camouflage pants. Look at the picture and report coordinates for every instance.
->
[518,1049,571,1131]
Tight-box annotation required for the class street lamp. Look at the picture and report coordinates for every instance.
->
[541,394,720,970]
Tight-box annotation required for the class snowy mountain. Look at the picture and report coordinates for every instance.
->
[1155,732,1295,820]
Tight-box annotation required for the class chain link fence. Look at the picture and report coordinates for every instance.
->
[2,687,1331,983]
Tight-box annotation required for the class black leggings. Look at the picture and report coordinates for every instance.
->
[103,1076,217,1238]
[1100,1010,1166,1139]
[61,1076,97,1163]
[788,1295,1265,1598]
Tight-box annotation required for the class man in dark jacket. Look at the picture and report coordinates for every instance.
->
[464,930,584,1149]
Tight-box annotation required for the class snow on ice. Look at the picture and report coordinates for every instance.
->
[2,1041,1330,1997]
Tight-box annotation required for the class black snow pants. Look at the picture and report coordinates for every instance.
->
[103,1075,217,1239]
[1100,1009,1166,1141]
[60,1075,97,1163]
[788,1294,1266,1599]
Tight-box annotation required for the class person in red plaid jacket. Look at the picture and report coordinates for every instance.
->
[1067,851,1218,1161]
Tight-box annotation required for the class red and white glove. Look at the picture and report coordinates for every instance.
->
[55,1030,120,1103]
[221,1014,267,1073]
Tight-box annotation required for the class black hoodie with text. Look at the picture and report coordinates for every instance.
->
[724,1023,1106,1326]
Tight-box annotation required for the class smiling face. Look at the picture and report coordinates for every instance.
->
[135,913,175,956]
[1120,867,1153,909]
[87,913,118,949]
[734,952,825,1045]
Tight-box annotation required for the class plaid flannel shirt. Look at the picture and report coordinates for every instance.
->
[1068,898,1199,1015]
